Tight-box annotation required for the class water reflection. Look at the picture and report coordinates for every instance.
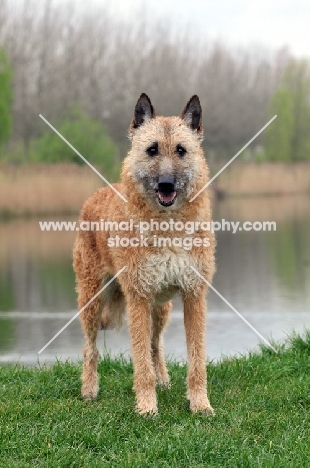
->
[0,196,309,363]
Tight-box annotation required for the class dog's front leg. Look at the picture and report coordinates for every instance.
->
[126,294,157,415]
[183,289,214,415]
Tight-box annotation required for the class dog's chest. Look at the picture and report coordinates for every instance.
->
[135,249,199,300]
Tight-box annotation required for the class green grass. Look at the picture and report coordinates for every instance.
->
[1,332,310,467]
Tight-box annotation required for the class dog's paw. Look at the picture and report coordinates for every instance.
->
[136,395,158,416]
[188,394,215,416]
[153,363,170,388]
[157,376,171,389]
[81,382,99,401]
[136,406,158,416]
[191,402,215,416]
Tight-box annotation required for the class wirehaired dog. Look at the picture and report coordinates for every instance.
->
[73,94,216,415]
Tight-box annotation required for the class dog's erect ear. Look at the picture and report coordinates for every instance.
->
[132,93,155,129]
[181,95,203,134]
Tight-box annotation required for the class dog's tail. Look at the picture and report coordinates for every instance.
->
[100,278,126,330]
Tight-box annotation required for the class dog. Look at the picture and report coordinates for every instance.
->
[73,93,216,415]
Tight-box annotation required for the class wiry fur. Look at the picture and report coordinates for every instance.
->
[73,94,216,415]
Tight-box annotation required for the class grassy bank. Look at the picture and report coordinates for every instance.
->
[1,332,309,467]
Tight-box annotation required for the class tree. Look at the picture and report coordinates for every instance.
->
[265,88,293,161]
[34,109,119,180]
[0,2,282,161]
[265,59,310,162]
[284,60,310,161]
[0,46,12,148]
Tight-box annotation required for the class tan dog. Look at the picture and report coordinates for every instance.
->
[73,94,216,415]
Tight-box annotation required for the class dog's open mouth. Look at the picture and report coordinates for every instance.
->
[157,190,177,206]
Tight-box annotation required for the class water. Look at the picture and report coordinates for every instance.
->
[0,195,310,364]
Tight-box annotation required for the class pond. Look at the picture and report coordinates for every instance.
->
[0,195,310,363]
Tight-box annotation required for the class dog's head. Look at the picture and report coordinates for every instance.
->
[124,93,207,210]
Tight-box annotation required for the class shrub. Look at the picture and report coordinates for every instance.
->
[33,108,120,179]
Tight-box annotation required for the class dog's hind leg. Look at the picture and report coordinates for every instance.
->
[73,232,103,400]
[151,301,172,387]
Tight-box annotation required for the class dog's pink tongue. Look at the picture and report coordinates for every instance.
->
[158,191,176,203]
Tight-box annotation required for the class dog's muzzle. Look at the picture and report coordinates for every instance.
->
[156,175,177,207]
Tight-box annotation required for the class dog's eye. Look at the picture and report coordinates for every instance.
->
[146,142,158,157]
[176,144,186,157]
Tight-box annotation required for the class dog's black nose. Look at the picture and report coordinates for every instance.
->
[158,175,175,193]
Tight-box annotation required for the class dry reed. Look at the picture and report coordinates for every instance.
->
[216,162,310,196]
[1,162,310,218]
[0,164,105,217]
